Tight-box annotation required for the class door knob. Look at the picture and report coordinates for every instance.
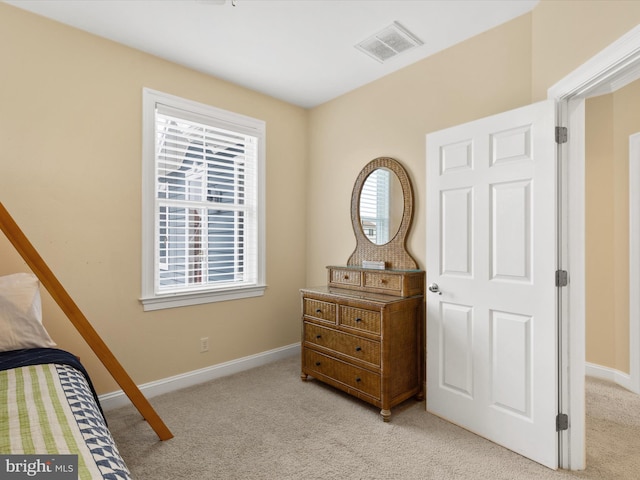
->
[428,283,442,295]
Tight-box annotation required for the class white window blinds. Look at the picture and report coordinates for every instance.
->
[154,104,259,295]
[359,168,391,244]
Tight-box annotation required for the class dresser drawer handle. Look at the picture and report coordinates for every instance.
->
[316,334,322,339]
[355,346,362,352]
[315,361,321,366]
[343,275,349,280]
[316,309,322,314]
[355,317,362,323]
[355,377,361,383]
[380,279,387,284]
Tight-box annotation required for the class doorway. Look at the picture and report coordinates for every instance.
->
[581,78,640,476]
[584,84,640,393]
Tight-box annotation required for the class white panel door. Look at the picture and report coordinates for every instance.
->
[426,100,558,469]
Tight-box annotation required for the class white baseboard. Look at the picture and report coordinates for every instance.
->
[99,343,300,411]
[585,362,637,393]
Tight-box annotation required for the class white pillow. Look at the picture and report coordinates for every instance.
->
[0,272,56,352]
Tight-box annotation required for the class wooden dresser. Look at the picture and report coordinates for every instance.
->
[301,267,424,421]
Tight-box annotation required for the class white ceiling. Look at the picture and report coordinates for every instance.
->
[5,0,539,108]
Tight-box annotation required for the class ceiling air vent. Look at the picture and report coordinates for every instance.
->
[355,21,423,63]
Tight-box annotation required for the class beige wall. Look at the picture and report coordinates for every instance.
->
[585,94,617,368]
[3,0,640,395]
[611,81,640,371]
[531,0,640,101]
[586,79,640,372]
[0,3,308,393]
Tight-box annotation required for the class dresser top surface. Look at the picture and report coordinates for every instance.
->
[301,286,422,304]
[326,265,423,274]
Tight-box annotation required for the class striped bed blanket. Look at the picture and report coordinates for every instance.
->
[0,349,131,479]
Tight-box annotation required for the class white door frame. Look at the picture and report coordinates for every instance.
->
[629,132,640,395]
[548,24,640,470]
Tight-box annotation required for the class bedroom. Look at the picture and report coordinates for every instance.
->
[2,0,640,478]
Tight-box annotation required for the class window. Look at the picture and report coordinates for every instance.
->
[141,89,266,311]
[359,168,391,244]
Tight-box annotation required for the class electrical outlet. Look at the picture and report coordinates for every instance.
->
[200,337,209,353]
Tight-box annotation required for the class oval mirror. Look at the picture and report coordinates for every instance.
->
[359,168,404,245]
[348,157,418,270]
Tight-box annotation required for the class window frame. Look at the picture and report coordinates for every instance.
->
[140,88,266,311]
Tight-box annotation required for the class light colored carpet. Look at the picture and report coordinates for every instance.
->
[106,355,640,479]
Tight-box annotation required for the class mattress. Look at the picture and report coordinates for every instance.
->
[0,348,131,479]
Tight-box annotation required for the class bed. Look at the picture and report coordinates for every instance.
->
[0,272,132,479]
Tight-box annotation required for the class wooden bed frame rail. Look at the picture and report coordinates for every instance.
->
[0,202,173,441]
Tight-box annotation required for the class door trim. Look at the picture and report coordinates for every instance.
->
[548,24,640,470]
[628,132,640,395]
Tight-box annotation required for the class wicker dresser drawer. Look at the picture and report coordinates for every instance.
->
[339,306,381,335]
[304,322,380,366]
[363,272,402,292]
[329,268,361,287]
[303,298,336,324]
[304,350,381,399]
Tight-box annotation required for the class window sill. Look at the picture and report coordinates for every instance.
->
[140,284,266,311]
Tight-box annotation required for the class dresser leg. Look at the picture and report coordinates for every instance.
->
[301,372,308,381]
[380,409,391,422]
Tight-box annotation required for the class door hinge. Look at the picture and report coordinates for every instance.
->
[556,413,569,431]
[555,126,568,144]
[556,270,568,287]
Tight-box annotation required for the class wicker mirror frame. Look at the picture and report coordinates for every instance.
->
[347,157,419,270]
